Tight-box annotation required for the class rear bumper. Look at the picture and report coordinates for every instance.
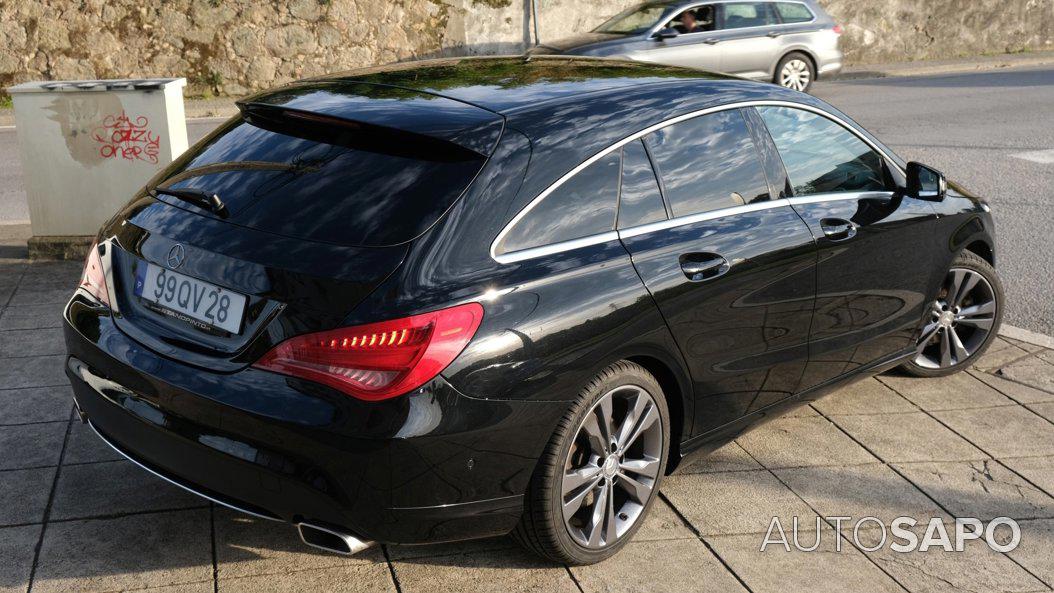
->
[63,294,568,545]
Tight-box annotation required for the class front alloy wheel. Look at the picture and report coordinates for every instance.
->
[901,251,1003,377]
[513,361,670,564]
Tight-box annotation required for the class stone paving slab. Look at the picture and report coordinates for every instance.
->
[859,523,1050,593]
[1,259,1054,592]
[0,386,73,425]
[32,509,213,593]
[830,411,990,463]
[708,531,907,593]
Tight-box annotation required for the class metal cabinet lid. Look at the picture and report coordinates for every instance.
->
[7,78,187,94]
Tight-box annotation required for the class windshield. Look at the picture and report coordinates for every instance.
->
[594,3,674,34]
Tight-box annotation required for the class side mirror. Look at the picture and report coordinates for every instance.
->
[906,161,946,201]
[653,27,680,40]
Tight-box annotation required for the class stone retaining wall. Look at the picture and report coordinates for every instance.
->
[2,0,1052,96]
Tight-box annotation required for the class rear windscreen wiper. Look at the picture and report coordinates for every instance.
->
[149,187,228,218]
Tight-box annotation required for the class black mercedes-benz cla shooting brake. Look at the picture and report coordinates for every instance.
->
[64,57,1002,564]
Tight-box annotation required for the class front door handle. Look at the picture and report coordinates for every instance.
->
[820,218,858,241]
[680,253,729,282]
[766,31,782,38]
[702,38,720,45]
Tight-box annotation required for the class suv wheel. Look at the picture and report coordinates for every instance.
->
[775,52,815,92]
[899,250,1003,377]
[513,361,670,564]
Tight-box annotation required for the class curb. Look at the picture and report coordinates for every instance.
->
[827,53,1054,83]
[999,324,1054,350]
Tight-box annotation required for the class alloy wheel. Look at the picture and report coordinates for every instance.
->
[561,385,663,549]
[913,267,997,369]
[779,59,811,91]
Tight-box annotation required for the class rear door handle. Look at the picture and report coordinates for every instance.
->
[680,253,729,282]
[820,218,858,241]
[766,31,782,38]
[702,38,720,45]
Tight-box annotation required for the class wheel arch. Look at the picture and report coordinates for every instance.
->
[964,239,995,267]
[773,48,818,80]
[624,353,691,474]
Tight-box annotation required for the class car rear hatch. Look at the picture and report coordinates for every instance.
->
[103,80,504,372]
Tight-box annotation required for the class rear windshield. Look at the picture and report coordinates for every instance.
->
[149,117,487,247]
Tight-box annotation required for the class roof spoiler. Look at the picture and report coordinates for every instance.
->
[236,101,488,163]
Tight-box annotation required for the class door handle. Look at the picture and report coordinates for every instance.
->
[702,38,720,45]
[680,253,729,282]
[820,218,858,242]
[766,31,782,38]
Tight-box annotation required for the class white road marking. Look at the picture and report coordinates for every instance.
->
[1010,148,1054,164]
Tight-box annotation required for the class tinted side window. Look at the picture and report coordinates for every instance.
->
[720,2,776,29]
[645,110,771,217]
[618,140,667,229]
[498,152,620,254]
[774,2,814,23]
[758,106,887,196]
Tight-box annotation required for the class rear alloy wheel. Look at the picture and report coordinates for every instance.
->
[775,52,815,92]
[513,361,669,564]
[900,251,1003,377]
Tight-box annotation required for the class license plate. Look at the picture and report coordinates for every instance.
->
[134,263,247,334]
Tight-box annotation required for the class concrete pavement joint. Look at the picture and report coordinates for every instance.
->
[381,544,404,593]
[655,491,756,593]
[732,435,915,592]
[25,406,75,593]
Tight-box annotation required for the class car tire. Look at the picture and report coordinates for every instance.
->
[774,52,816,92]
[898,250,1004,378]
[513,360,670,565]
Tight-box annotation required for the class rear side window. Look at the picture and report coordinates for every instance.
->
[644,110,771,217]
[773,2,815,23]
[757,106,887,196]
[152,118,486,247]
[497,152,620,254]
[618,140,667,229]
[720,2,776,29]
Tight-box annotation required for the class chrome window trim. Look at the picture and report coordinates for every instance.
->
[619,198,791,239]
[788,190,895,206]
[490,100,903,264]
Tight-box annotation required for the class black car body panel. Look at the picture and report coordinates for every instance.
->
[64,56,996,547]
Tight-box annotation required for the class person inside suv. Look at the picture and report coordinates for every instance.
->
[671,6,714,33]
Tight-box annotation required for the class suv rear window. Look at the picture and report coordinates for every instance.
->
[150,116,487,247]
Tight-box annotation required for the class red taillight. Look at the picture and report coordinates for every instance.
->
[253,303,484,401]
[832,24,844,35]
[79,241,110,307]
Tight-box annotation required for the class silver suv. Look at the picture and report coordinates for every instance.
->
[532,0,843,92]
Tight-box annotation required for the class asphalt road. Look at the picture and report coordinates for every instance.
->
[1,67,1051,333]
[812,67,1054,335]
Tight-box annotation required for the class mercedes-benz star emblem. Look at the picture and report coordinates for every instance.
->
[167,244,186,269]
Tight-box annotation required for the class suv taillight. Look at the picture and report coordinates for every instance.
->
[253,303,484,401]
[79,241,110,307]
[832,24,844,35]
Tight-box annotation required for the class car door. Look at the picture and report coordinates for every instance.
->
[753,105,939,391]
[715,2,783,78]
[618,108,818,437]
[631,4,724,71]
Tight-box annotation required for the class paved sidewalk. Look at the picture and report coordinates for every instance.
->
[2,258,1053,593]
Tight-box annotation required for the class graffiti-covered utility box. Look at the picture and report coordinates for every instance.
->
[7,78,188,251]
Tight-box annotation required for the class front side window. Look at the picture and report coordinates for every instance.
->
[773,2,815,23]
[664,5,716,33]
[719,2,776,29]
[644,109,771,217]
[757,106,888,196]
[497,152,621,254]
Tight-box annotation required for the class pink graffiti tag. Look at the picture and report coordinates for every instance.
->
[92,112,161,164]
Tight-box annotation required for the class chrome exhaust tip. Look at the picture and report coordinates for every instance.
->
[296,522,374,555]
